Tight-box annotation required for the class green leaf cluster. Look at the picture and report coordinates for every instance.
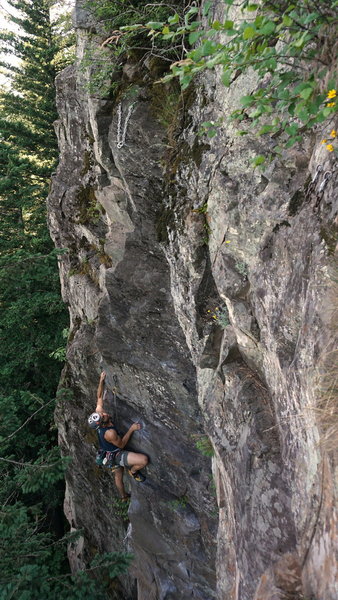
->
[80,0,187,96]
[133,0,337,153]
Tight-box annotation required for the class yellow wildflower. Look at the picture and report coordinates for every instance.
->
[321,139,327,144]
[327,89,337,99]
[330,129,336,138]
[225,240,231,244]
[327,102,336,108]
[326,144,334,152]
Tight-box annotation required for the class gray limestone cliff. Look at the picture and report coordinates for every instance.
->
[48,2,337,599]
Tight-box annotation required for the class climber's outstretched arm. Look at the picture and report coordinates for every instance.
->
[95,371,106,412]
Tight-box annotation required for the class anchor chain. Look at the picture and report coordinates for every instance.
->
[116,102,135,149]
[318,170,332,193]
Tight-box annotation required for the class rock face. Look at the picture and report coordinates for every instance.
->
[48,2,337,599]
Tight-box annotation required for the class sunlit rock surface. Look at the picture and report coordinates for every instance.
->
[48,2,337,599]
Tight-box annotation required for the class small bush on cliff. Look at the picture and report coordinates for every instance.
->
[193,434,214,457]
[80,0,187,96]
[85,0,185,52]
[207,306,230,329]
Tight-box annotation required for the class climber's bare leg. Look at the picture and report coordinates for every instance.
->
[126,452,148,474]
[114,467,127,498]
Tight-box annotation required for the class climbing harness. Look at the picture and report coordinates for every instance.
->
[116,102,136,149]
[95,448,124,469]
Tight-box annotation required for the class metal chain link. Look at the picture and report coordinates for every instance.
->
[116,102,135,149]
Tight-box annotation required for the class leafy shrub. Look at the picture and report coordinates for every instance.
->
[207,306,230,329]
[80,0,187,96]
[137,0,337,160]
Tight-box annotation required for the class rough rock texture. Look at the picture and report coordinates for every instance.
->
[48,2,337,599]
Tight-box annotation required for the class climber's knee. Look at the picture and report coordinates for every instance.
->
[126,451,148,468]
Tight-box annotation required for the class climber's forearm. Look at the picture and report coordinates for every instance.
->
[120,423,141,448]
[96,371,106,411]
[120,427,134,449]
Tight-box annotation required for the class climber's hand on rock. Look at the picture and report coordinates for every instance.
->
[130,422,142,432]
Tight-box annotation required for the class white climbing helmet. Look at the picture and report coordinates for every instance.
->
[88,412,101,429]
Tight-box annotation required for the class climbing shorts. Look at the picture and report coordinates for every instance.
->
[114,450,129,468]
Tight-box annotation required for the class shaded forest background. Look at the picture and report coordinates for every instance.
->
[0,1,130,598]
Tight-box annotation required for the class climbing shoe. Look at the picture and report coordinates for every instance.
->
[128,469,146,482]
[120,494,131,502]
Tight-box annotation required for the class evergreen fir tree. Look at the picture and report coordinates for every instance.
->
[0,0,66,398]
[0,3,130,596]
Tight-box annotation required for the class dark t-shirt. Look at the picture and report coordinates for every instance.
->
[97,425,120,452]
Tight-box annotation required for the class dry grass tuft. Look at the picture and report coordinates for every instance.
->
[314,348,338,453]
[314,261,338,453]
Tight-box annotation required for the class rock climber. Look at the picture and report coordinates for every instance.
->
[88,371,148,498]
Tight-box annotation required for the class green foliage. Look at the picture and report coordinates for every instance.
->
[0,251,68,394]
[168,495,188,509]
[86,0,184,42]
[0,519,133,600]
[80,0,186,96]
[251,155,266,167]
[199,119,224,138]
[235,261,248,276]
[76,185,102,224]
[207,305,230,329]
[137,0,337,155]
[193,202,208,214]
[0,0,69,396]
[112,497,130,521]
[79,43,119,97]
[0,405,72,599]
[193,434,214,457]
[151,86,182,130]
[49,328,70,363]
